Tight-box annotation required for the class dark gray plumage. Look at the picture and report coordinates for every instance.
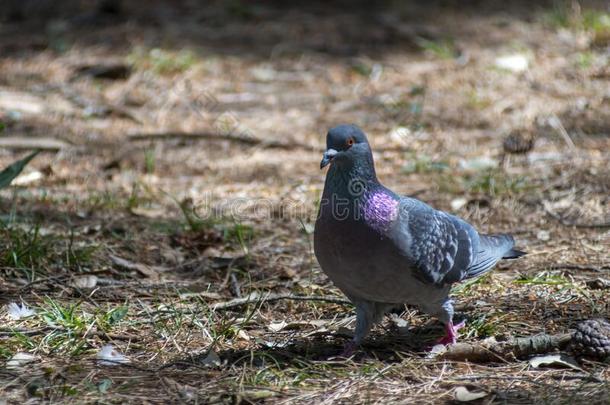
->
[314,124,525,355]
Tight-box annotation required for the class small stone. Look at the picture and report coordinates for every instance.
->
[451,198,468,211]
[495,54,529,72]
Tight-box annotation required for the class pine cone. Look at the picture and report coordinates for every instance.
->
[571,319,610,360]
[502,130,535,155]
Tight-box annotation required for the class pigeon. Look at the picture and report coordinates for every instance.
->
[314,124,525,355]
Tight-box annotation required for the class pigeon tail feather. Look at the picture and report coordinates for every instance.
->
[463,234,519,279]
[502,248,526,259]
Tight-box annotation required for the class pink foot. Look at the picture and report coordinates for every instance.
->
[436,320,466,345]
[339,341,358,358]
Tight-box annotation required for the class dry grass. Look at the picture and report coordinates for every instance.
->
[0,1,609,403]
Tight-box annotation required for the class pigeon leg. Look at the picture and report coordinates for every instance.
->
[339,300,387,357]
[429,298,465,345]
[355,303,377,340]
[436,320,466,345]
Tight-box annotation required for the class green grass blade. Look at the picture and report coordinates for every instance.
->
[0,150,40,189]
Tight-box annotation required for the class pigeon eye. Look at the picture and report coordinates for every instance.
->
[347,138,354,147]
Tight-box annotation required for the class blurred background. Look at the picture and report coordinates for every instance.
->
[0,0,608,402]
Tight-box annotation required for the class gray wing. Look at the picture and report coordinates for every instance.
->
[389,198,514,285]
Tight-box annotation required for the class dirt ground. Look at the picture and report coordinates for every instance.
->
[0,0,609,403]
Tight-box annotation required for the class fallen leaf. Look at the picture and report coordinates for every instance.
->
[200,350,221,367]
[109,254,163,279]
[529,354,583,371]
[6,352,37,370]
[129,206,167,218]
[454,386,488,402]
[11,170,43,186]
[97,345,130,366]
[268,320,328,332]
[236,329,250,342]
[73,275,98,289]
[268,320,288,332]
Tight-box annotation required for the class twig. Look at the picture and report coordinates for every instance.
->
[451,374,559,388]
[19,269,116,292]
[546,264,610,272]
[439,333,573,362]
[128,131,312,150]
[0,136,70,151]
[229,272,242,298]
[0,326,132,340]
[211,293,351,311]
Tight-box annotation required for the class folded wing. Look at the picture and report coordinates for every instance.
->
[389,198,522,286]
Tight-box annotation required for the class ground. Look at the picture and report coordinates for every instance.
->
[0,0,609,403]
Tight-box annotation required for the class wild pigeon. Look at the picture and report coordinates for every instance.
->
[314,124,525,355]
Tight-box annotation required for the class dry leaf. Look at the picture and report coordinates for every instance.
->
[109,254,163,279]
[268,320,328,332]
[73,275,98,289]
[454,386,488,402]
[201,350,221,367]
[11,170,43,186]
[6,352,37,370]
[236,329,251,341]
[529,354,583,371]
[268,321,288,332]
[97,345,130,366]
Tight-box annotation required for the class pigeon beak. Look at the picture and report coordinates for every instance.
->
[320,149,338,169]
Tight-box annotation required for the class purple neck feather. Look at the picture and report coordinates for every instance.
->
[362,190,399,233]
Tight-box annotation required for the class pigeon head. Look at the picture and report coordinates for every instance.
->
[320,124,373,170]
